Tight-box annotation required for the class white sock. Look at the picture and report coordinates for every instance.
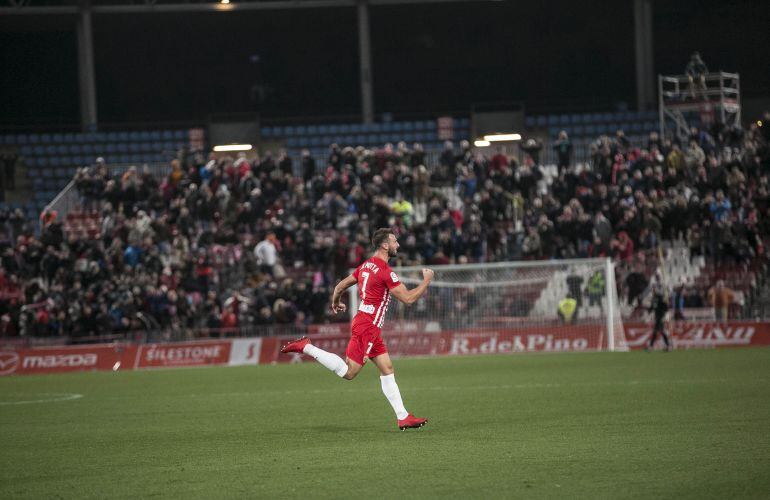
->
[303,344,348,378]
[380,374,408,420]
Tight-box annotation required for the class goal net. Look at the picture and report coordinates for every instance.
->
[350,258,627,354]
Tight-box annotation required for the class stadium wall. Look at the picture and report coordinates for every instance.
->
[1,322,769,376]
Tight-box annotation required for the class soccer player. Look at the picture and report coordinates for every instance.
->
[280,228,434,430]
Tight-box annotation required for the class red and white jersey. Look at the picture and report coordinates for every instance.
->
[352,256,401,329]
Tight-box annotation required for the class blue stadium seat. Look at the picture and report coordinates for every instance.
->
[307,125,318,135]
[148,130,161,141]
[403,121,414,132]
[161,130,173,140]
[173,130,186,140]
[317,124,330,135]
[339,124,351,134]
[546,115,558,126]
[414,121,426,131]
[524,116,535,128]
[69,144,81,154]
[55,145,67,155]
[128,131,141,142]
[296,126,307,136]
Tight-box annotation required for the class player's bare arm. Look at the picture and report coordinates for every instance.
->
[390,268,434,305]
[330,273,357,314]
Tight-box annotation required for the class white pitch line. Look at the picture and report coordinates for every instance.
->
[0,393,84,406]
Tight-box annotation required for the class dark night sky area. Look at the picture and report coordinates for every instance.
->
[1,0,769,126]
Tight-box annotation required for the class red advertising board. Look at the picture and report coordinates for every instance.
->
[261,323,607,364]
[2,322,769,377]
[133,340,231,369]
[624,321,770,349]
[0,344,136,376]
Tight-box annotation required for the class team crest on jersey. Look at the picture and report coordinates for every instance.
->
[390,272,399,283]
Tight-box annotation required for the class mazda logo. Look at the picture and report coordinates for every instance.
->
[0,351,20,376]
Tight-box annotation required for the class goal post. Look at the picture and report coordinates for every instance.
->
[349,257,627,353]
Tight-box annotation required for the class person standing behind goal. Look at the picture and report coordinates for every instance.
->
[280,228,434,431]
[646,285,672,352]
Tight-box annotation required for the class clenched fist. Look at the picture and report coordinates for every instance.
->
[422,268,434,282]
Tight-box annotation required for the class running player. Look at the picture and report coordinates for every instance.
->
[280,228,434,430]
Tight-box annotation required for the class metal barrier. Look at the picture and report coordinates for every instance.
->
[1,323,324,348]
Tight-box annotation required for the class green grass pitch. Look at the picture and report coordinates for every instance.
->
[1,348,769,499]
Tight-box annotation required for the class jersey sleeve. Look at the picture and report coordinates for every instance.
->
[353,266,360,280]
[384,266,401,289]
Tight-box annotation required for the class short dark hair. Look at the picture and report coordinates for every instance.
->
[372,228,393,249]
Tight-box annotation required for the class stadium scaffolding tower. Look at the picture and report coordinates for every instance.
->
[349,258,627,352]
[658,72,741,142]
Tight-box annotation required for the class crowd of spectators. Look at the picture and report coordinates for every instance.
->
[1,112,769,338]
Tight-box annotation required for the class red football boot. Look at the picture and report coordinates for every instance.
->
[398,414,428,431]
[280,336,310,354]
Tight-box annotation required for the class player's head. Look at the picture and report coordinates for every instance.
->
[372,228,399,257]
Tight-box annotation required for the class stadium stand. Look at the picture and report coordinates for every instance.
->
[0,129,191,219]
[0,114,768,339]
